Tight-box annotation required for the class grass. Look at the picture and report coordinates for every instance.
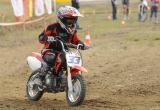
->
[0,0,160,48]
[0,1,14,22]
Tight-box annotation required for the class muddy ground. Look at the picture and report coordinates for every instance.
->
[1,1,160,109]
[1,25,160,110]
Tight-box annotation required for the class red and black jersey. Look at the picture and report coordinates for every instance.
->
[39,22,81,51]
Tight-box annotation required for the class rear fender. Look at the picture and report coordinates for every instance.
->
[32,52,42,61]
[27,52,42,71]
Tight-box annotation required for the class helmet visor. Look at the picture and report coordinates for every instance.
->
[64,17,78,26]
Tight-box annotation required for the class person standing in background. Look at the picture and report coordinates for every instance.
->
[11,0,24,22]
[150,0,159,23]
[111,0,118,20]
[71,0,81,29]
[138,0,149,22]
[122,0,130,20]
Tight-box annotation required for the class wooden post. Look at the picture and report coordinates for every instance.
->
[43,18,46,29]
[23,22,26,32]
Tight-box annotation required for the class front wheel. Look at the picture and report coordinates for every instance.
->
[26,69,44,101]
[66,74,86,106]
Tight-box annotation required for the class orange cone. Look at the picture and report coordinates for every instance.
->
[84,30,91,46]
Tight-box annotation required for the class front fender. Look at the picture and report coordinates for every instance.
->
[70,65,88,75]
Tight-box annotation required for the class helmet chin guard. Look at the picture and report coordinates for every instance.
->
[58,18,76,35]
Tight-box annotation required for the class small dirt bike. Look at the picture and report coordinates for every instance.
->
[26,37,88,106]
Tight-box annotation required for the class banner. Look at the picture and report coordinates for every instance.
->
[44,0,52,14]
[23,0,29,20]
[35,0,45,16]
[29,0,33,17]
[11,0,24,16]
[56,0,71,3]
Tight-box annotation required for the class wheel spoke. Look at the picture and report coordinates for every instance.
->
[28,73,40,97]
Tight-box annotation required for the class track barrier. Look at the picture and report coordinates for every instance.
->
[0,14,54,31]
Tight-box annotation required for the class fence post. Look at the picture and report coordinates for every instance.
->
[23,22,26,32]
[43,17,46,29]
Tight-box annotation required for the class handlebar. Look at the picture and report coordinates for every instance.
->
[66,43,83,49]
[52,37,83,52]
[47,36,88,52]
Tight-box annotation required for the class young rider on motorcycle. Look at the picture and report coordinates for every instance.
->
[39,6,88,74]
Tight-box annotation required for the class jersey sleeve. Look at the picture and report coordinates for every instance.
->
[71,31,80,45]
[39,24,57,44]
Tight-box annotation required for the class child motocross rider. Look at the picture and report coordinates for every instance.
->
[39,6,88,74]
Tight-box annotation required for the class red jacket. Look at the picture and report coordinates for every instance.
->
[39,23,81,51]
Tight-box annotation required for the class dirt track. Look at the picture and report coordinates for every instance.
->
[1,25,160,110]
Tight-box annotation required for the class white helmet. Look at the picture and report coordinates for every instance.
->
[57,6,83,34]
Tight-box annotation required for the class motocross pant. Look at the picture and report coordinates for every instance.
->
[43,52,56,67]
[42,50,66,73]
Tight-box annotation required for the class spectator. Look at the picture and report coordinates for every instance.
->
[122,0,130,20]
[111,0,118,20]
[138,0,149,22]
[71,0,81,29]
[150,0,159,23]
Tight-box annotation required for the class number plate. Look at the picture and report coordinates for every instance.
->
[66,53,82,66]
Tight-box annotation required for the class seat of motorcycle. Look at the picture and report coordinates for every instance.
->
[32,52,42,62]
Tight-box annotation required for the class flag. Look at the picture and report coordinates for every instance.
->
[29,0,33,17]
[56,0,71,3]
[11,0,24,16]
[35,0,45,16]
[23,0,29,20]
[44,0,52,14]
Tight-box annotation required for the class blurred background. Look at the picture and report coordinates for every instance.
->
[1,0,160,110]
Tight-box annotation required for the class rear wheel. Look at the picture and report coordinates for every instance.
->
[26,69,44,101]
[66,74,86,106]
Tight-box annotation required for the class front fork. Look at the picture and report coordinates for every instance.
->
[67,66,73,94]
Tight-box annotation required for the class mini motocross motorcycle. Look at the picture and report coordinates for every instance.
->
[26,37,88,106]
